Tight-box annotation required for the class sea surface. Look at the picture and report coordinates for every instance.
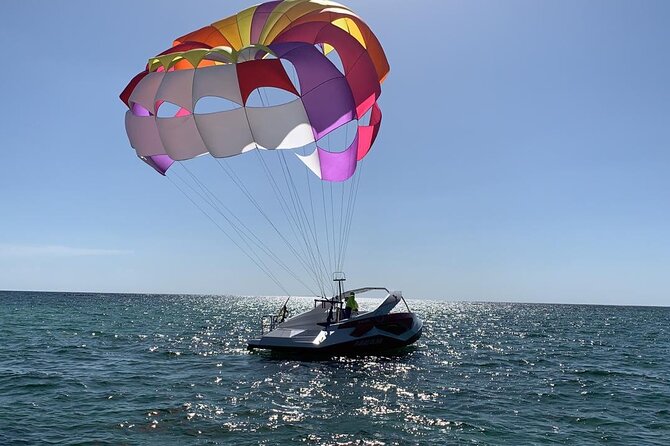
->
[0,292,669,445]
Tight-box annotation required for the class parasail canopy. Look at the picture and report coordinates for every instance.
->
[120,0,389,182]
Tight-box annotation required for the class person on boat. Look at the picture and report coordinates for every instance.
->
[277,304,289,323]
[344,292,359,319]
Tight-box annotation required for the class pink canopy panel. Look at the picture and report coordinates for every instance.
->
[120,0,389,182]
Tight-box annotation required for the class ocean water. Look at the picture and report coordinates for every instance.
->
[0,292,668,445]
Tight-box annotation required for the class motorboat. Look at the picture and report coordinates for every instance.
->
[247,276,423,355]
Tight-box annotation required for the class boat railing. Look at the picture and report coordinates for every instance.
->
[260,314,280,335]
[313,298,344,308]
[313,298,345,323]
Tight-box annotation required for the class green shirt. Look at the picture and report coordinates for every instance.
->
[345,294,358,311]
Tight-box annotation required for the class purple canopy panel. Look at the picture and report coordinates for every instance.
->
[301,77,355,140]
[141,154,174,175]
[269,42,343,95]
[318,133,359,182]
[273,22,380,115]
[251,1,282,44]
[267,41,305,57]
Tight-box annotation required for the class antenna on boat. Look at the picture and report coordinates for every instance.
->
[333,271,346,301]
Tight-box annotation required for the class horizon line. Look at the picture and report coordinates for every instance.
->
[0,288,667,308]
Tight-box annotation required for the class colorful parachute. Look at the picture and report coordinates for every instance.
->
[120,0,388,182]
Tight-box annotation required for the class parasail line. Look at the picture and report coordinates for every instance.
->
[216,158,316,276]
[167,173,292,297]
[278,150,332,291]
[286,151,333,293]
[339,164,358,272]
[176,165,319,296]
[341,169,357,270]
[281,153,329,290]
[320,177,334,292]
[253,81,327,295]
[276,150,330,294]
[216,158,315,275]
[255,150,326,296]
[173,168,292,293]
[215,158,325,295]
[330,181,336,275]
[341,161,365,270]
[180,164,319,296]
[257,95,330,295]
[337,179,346,272]
[252,93,327,296]
[305,151,333,296]
[269,152,326,296]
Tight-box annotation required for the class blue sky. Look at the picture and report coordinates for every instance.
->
[0,0,668,305]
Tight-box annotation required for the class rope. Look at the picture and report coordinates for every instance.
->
[167,173,291,297]
[215,158,322,294]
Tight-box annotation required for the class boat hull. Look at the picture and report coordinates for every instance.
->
[247,312,423,356]
[248,327,422,355]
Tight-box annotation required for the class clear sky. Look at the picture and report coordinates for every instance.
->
[1,0,668,305]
